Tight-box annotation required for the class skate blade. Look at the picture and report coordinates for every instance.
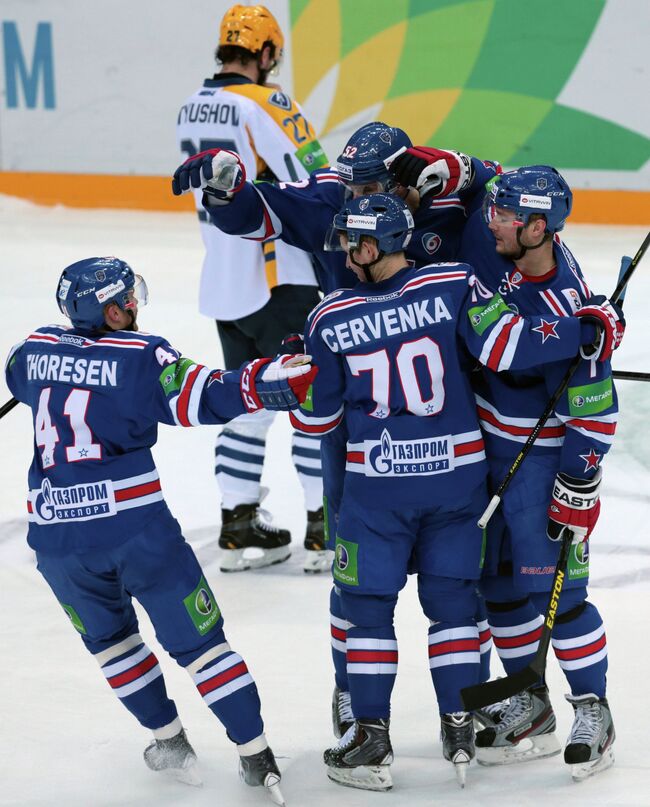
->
[220,549,250,573]
[264,772,286,805]
[327,764,393,792]
[454,759,469,788]
[247,547,291,569]
[303,549,333,574]
[477,733,562,766]
[570,747,615,781]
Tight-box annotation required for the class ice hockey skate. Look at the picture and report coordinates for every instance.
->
[564,693,615,781]
[219,501,291,572]
[324,718,394,791]
[239,745,285,806]
[475,684,561,766]
[143,728,202,786]
[331,686,354,738]
[441,712,475,787]
[303,507,333,573]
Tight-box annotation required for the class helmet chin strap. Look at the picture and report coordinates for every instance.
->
[348,249,385,282]
[514,226,551,261]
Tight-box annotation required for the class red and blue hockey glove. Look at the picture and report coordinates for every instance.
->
[172,149,246,200]
[574,295,625,362]
[547,469,602,544]
[240,354,318,413]
[388,146,474,197]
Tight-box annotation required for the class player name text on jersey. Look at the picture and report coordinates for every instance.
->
[26,354,118,387]
[321,298,452,352]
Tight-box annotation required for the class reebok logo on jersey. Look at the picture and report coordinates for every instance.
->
[568,378,613,416]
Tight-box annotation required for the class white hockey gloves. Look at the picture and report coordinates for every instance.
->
[240,354,318,413]
[172,148,246,201]
[547,469,602,543]
[388,146,474,198]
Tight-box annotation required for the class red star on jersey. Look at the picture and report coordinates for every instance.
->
[532,318,560,343]
[579,449,601,472]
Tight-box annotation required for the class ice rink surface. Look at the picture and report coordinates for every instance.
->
[0,197,648,806]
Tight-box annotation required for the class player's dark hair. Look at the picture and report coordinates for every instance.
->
[215,41,277,66]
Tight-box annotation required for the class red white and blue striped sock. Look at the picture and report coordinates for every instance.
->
[488,599,543,675]
[330,586,350,691]
[346,626,397,719]
[190,648,264,745]
[428,620,480,714]
[475,595,493,683]
[551,603,607,698]
[97,633,178,732]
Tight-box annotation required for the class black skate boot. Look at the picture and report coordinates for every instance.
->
[564,693,615,780]
[331,686,354,738]
[324,718,393,791]
[219,503,291,572]
[143,728,201,786]
[476,684,561,766]
[441,712,475,788]
[303,507,332,573]
[239,746,285,805]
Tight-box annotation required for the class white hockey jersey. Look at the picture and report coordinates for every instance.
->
[176,74,328,320]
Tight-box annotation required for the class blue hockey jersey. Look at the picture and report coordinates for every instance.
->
[202,158,499,293]
[290,263,598,508]
[460,212,618,480]
[5,325,251,555]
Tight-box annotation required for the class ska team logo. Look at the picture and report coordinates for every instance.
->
[364,429,454,477]
[422,232,442,255]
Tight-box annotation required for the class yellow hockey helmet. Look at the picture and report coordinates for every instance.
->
[219,5,284,60]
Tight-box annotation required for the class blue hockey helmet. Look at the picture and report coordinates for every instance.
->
[336,122,412,195]
[56,256,147,330]
[329,193,414,255]
[484,165,572,233]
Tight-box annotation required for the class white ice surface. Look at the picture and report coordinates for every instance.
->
[0,197,649,806]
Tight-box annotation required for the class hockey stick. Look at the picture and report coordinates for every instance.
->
[462,229,650,712]
[612,370,650,382]
[477,229,650,530]
[0,397,19,419]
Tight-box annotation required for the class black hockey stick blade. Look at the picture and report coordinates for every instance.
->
[461,667,541,712]
[613,369,650,382]
[0,397,19,419]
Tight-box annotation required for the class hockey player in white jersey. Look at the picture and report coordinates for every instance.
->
[176,4,329,573]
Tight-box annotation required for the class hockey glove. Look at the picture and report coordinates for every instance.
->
[547,469,602,544]
[172,149,246,200]
[388,146,474,198]
[280,332,305,355]
[574,295,625,362]
[240,354,318,413]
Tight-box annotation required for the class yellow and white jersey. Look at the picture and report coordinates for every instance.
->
[176,74,329,320]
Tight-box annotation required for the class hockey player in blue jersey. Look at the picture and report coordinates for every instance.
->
[4,256,318,805]
[455,167,620,780]
[289,194,621,792]
[171,121,500,734]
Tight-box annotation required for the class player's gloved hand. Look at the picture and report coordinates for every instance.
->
[547,469,602,544]
[388,146,474,197]
[575,295,625,362]
[240,354,318,412]
[280,332,305,355]
[171,149,246,199]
